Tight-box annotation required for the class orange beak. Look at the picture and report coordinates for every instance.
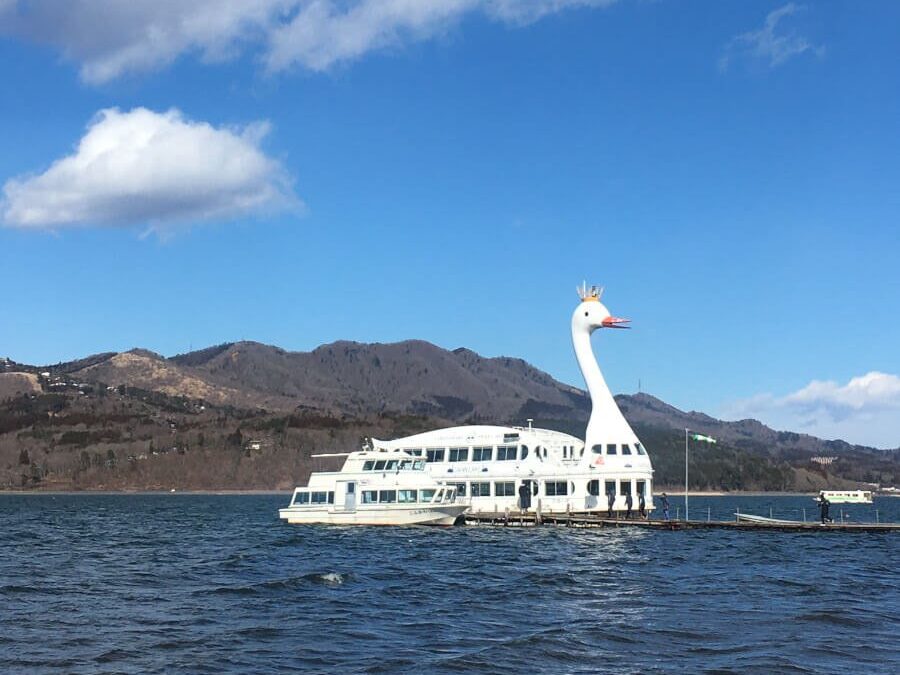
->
[601,316,631,329]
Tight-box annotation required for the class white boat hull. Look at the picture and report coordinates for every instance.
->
[279,504,468,526]
[815,490,873,504]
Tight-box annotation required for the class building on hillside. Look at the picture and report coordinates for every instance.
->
[811,456,837,466]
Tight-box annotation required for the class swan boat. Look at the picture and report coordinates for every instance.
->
[364,284,655,517]
[278,451,468,525]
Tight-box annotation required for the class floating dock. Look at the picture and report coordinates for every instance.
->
[463,512,900,533]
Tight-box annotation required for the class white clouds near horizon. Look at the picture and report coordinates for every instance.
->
[723,372,900,450]
[719,3,824,72]
[1,108,297,231]
[0,0,616,83]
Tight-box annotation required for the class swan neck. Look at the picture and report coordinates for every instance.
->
[573,328,607,403]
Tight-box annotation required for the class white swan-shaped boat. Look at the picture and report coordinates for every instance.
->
[365,284,654,516]
[280,284,654,523]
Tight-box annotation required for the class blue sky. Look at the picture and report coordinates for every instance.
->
[1,1,899,447]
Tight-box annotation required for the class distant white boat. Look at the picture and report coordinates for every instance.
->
[278,451,468,526]
[816,490,873,504]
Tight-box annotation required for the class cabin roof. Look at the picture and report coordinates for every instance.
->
[371,424,582,448]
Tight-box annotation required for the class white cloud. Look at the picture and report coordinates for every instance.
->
[0,0,616,82]
[719,3,824,72]
[0,1,289,84]
[722,372,900,449]
[1,107,297,230]
[266,0,615,72]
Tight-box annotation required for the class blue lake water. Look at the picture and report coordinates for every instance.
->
[2,494,898,674]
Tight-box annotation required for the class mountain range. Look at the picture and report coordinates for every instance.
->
[1,341,896,491]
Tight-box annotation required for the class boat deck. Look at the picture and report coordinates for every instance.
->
[463,512,900,533]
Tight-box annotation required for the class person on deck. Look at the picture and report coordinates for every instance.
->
[661,492,670,521]
[638,490,646,519]
[607,489,615,518]
[625,492,633,520]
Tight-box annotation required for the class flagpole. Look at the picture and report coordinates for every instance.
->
[684,428,689,521]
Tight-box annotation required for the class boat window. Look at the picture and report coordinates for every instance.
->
[449,482,467,497]
[579,446,585,457]
[434,489,444,502]
[449,447,469,462]
[399,460,412,470]
[398,489,417,503]
[363,461,375,470]
[635,443,646,455]
[385,460,399,470]
[405,448,423,456]
[294,492,310,505]
[329,492,335,504]
[443,490,454,503]
[362,491,378,504]
[470,482,491,497]
[472,447,492,462]
[311,491,329,504]
[606,444,617,455]
[496,445,517,461]
[605,480,616,496]
[636,480,646,497]
[622,444,632,455]
[420,489,436,502]
[545,481,568,496]
[588,479,600,496]
[374,460,386,470]
[520,445,529,460]
[620,482,632,496]
[503,433,520,442]
[379,490,397,503]
[591,444,603,454]
[413,460,426,470]
[426,448,445,462]
[495,481,515,497]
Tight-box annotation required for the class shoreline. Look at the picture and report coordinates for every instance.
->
[3,489,896,497]
[0,489,291,495]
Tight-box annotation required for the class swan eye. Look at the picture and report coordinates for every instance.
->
[584,312,589,317]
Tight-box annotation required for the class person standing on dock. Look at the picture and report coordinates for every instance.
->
[638,490,646,519]
[607,489,615,518]
[625,491,633,519]
[518,482,531,513]
[660,493,670,521]
[818,493,832,524]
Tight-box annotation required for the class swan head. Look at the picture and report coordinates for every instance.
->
[572,285,630,334]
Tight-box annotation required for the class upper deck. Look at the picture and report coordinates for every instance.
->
[366,424,652,478]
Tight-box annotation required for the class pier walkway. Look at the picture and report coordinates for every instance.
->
[463,512,900,533]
